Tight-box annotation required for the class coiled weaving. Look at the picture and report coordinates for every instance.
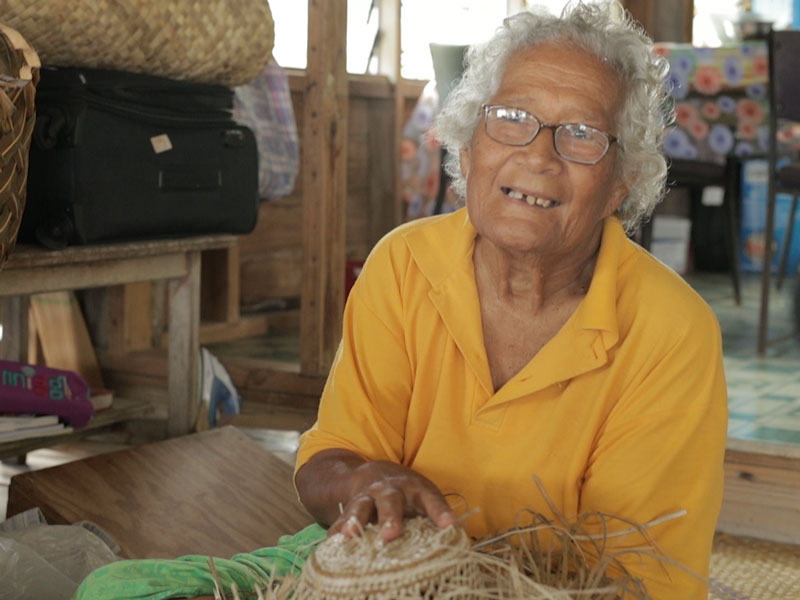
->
[0,22,38,269]
[294,517,480,599]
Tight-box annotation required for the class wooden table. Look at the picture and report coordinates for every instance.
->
[6,426,315,559]
[0,235,236,437]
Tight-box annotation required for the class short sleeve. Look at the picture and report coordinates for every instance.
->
[295,237,415,473]
[579,312,728,599]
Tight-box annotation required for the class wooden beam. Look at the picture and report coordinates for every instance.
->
[167,250,201,436]
[377,0,401,84]
[384,0,405,227]
[717,443,800,544]
[0,296,28,362]
[622,0,655,36]
[107,283,153,353]
[300,0,348,376]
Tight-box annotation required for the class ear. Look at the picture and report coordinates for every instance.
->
[459,146,471,179]
[603,174,629,218]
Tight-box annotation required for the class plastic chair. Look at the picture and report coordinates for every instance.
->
[757,29,800,355]
[429,44,467,215]
[662,157,742,305]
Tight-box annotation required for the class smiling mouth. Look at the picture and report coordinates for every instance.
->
[502,187,559,208]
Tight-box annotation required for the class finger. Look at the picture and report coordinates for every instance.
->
[417,490,458,529]
[372,486,406,542]
[328,494,375,538]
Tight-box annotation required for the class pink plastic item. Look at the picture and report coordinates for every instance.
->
[0,360,93,428]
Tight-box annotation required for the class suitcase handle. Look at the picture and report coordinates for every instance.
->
[159,167,221,191]
[33,108,68,149]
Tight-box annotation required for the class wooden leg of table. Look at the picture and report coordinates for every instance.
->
[0,295,28,362]
[167,252,201,437]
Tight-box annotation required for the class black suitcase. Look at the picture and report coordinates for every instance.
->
[22,66,259,248]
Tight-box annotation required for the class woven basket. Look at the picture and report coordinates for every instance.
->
[0,23,39,270]
[0,0,274,86]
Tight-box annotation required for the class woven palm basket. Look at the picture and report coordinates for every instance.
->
[0,1,274,86]
[0,23,38,270]
[294,517,480,600]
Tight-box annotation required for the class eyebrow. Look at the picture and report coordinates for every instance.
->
[494,97,611,128]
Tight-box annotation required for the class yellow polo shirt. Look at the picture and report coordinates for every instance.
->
[296,208,727,599]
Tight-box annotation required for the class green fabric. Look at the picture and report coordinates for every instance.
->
[71,524,327,600]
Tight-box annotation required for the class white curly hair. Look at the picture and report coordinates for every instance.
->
[435,0,672,232]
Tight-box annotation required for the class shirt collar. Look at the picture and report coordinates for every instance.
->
[404,208,629,341]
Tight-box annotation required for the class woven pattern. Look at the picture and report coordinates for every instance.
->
[709,533,800,599]
[0,1,274,86]
[0,23,38,270]
[295,517,480,599]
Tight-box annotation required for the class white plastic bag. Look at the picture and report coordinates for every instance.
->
[0,509,120,600]
[233,58,300,200]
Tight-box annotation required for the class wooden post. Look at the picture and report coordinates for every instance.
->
[378,0,405,226]
[107,283,153,352]
[0,296,27,361]
[622,0,655,36]
[168,251,201,436]
[300,0,348,376]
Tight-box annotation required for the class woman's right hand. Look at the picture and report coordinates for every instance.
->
[295,449,457,543]
[329,459,458,542]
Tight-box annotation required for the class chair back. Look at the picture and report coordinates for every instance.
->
[770,30,800,122]
[429,44,467,110]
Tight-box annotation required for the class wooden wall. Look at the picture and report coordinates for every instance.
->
[238,73,403,312]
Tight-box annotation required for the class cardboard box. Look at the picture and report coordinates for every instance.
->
[739,159,800,275]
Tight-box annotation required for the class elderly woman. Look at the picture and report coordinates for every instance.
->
[72,3,725,599]
[295,2,727,599]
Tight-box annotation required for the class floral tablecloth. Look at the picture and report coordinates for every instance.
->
[655,42,771,164]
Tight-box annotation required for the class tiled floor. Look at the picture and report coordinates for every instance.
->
[686,271,800,447]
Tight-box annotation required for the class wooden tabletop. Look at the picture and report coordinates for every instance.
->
[7,426,315,559]
[4,235,238,270]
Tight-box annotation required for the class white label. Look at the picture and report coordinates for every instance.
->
[701,185,725,206]
[150,134,173,154]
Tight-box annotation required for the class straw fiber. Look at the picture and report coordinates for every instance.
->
[0,1,274,86]
[224,527,800,600]
[708,533,800,600]
[0,22,38,270]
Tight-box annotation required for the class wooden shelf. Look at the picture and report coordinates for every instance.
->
[0,234,237,437]
[0,397,153,460]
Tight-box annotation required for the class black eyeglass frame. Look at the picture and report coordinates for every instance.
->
[481,104,619,165]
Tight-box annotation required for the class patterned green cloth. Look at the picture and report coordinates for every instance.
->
[71,524,327,600]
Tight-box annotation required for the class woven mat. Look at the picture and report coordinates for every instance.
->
[708,533,800,599]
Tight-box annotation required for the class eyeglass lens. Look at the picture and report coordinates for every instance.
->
[484,105,612,164]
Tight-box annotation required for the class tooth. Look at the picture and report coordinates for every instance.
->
[525,195,535,205]
[507,189,523,200]
[536,198,553,208]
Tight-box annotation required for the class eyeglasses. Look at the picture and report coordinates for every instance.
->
[481,104,618,165]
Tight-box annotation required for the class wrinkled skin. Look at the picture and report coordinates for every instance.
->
[296,449,457,542]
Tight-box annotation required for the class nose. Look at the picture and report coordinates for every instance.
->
[515,125,562,171]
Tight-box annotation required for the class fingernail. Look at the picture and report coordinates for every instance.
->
[437,513,456,528]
